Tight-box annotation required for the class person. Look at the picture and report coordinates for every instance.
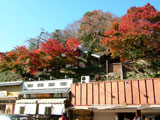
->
[62,115,67,120]
[59,113,67,120]
[137,116,141,120]
[144,117,150,120]
[133,116,137,120]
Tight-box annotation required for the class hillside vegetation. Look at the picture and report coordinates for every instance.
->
[0,3,160,82]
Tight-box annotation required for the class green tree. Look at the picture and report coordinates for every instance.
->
[79,10,119,52]
[78,10,119,65]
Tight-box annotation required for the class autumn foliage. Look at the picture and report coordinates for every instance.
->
[0,38,80,77]
[0,46,30,77]
[0,3,160,79]
[102,3,160,61]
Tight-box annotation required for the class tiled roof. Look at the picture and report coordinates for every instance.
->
[19,88,70,94]
[78,45,105,58]
[0,81,23,87]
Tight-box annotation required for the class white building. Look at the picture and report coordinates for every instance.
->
[14,78,73,119]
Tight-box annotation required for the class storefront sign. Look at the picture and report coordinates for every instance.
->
[5,104,13,114]
[0,91,7,97]
[36,94,51,98]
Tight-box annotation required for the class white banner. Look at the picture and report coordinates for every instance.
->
[38,104,65,115]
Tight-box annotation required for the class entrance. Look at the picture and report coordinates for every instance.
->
[0,105,6,114]
[143,113,160,120]
[118,113,135,120]
[71,110,93,120]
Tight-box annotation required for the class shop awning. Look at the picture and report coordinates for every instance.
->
[38,98,67,104]
[149,105,160,109]
[96,105,124,110]
[89,104,160,110]
[0,96,17,100]
[19,88,70,95]
[137,105,160,110]
[68,105,160,111]
[89,105,144,110]
[68,106,89,110]
[16,98,67,104]
[16,99,39,104]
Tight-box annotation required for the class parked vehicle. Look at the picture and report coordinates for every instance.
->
[0,114,33,120]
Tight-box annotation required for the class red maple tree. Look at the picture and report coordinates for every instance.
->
[0,46,30,77]
[0,38,81,77]
[29,38,80,74]
[102,3,160,62]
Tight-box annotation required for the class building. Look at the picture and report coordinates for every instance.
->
[0,81,23,114]
[14,78,73,120]
[70,78,160,120]
[76,45,123,80]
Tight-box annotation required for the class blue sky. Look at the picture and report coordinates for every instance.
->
[0,0,159,52]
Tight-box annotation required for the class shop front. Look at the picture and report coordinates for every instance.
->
[14,99,38,115]
[38,98,66,115]
[0,81,23,114]
[68,106,93,120]
[70,78,160,120]
[15,79,72,120]
[0,98,16,114]
[14,98,67,120]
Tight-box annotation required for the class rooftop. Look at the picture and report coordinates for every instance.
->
[0,81,23,87]
[19,88,70,94]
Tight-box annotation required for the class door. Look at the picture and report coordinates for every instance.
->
[0,104,6,114]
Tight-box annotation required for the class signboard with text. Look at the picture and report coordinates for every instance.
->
[0,91,7,97]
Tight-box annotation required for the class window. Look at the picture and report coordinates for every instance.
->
[20,107,25,114]
[60,82,67,86]
[48,83,55,87]
[53,93,61,98]
[44,107,51,115]
[27,84,33,88]
[37,83,44,87]
[62,93,68,98]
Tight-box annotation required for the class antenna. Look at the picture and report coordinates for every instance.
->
[65,75,67,78]
[50,76,54,80]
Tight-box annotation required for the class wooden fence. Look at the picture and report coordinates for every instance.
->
[71,78,160,106]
